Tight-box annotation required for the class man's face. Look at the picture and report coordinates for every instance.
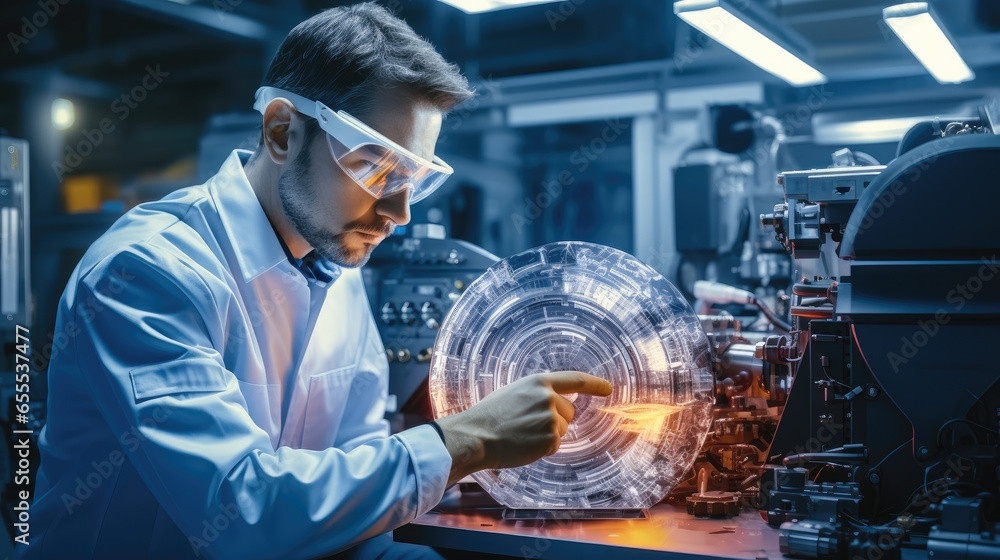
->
[278,89,443,268]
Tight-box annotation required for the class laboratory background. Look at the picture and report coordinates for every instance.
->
[1,0,999,558]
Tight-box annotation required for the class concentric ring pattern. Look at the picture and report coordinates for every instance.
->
[428,242,714,509]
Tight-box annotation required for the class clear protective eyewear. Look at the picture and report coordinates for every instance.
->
[253,86,453,204]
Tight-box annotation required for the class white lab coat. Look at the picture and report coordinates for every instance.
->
[17,150,451,559]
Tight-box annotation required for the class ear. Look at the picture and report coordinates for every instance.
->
[261,98,300,165]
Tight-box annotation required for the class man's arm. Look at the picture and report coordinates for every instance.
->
[73,246,449,559]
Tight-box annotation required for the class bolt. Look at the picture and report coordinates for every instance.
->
[917,446,930,459]
[867,386,880,398]
[868,470,881,484]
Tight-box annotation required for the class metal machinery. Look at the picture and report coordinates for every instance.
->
[666,101,1000,559]
[362,225,499,431]
[673,104,793,307]
[670,104,796,512]
[743,108,1000,559]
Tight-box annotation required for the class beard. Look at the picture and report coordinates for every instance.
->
[277,147,378,269]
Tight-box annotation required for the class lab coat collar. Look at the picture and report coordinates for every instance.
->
[210,149,295,283]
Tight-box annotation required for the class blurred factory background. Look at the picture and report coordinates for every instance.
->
[3,0,999,370]
[2,0,1000,554]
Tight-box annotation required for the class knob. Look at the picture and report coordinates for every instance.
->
[416,348,432,362]
[420,301,441,329]
[385,348,395,363]
[380,302,397,325]
[397,348,411,363]
[399,301,417,325]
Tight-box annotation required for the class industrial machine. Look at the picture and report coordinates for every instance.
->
[362,225,499,431]
[748,110,1000,559]
[661,102,1000,558]
[669,104,798,513]
[673,104,793,317]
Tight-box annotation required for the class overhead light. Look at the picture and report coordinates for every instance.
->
[51,98,75,131]
[674,0,826,87]
[437,0,561,13]
[812,116,929,145]
[883,3,974,84]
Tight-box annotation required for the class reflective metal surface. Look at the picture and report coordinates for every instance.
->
[395,489,781,559]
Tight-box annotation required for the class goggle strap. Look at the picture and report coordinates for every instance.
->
[253,87,321,121]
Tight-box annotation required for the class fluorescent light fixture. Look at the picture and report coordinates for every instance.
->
[812,116,936,145]
[437,0,561,13]
[509,91,659,127]
[883,3,974,84]
[674,0,826,87]
[51,98,75,131]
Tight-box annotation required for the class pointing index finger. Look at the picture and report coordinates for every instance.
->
[545,371,613,397]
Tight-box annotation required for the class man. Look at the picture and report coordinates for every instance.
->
[19,3,611,559]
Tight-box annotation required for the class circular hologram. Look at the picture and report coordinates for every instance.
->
[429,242,714,509]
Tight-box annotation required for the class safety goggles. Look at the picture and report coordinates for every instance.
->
[253,86,452,204]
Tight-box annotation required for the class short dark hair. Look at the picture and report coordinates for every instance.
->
[259,2,473,148]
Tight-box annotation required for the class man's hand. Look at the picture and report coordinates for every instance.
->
[434,371,613,485]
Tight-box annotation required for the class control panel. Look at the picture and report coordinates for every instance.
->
[362,232,499,429]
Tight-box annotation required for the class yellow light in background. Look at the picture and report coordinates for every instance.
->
[599,404,687,433]
[51,98,75,131]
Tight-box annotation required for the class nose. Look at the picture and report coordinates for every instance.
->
[375,186,411,226]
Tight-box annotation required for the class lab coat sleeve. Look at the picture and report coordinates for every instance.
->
[72,245,451,560]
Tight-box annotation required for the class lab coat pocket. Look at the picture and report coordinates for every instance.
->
[300,365,357,450]
[236,380,282,448]
[129,357,229,402]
